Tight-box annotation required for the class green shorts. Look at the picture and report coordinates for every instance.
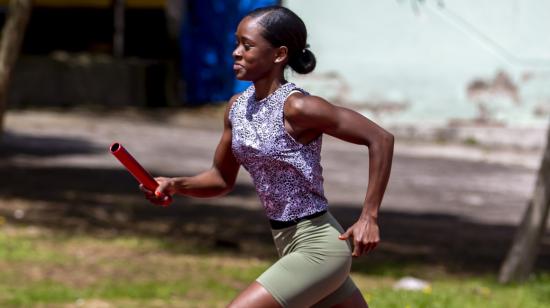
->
[257,211,359,307]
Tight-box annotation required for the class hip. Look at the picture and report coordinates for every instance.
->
[270,211,352,258]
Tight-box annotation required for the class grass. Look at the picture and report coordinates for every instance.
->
[361,275,550,308]
[0,224,549,307]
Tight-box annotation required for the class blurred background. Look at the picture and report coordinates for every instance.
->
[0,0,549,307]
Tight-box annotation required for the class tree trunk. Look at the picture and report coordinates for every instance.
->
[499,122,550,283]
[165,0,183,41]
[0,0,32,134]
[113,0,125,58]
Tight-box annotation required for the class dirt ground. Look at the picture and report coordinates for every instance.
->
[1,107,549,273]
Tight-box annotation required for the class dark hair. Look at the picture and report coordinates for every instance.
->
[246,6,316,74]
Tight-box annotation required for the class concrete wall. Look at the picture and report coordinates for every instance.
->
[285,0,550,128]
[8,53,172,107]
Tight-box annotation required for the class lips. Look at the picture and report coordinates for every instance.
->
[233,63,244,70]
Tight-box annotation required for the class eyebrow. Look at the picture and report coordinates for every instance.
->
[235,33,255,43]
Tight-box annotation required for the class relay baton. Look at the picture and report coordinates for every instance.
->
[110,142,172,206]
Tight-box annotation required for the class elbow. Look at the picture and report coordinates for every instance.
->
[369,130,394,155]
[210,167,238,197]
[215,177,236,197]
[195,182,233,198]
[383,131,395,151]
[218,182,235,196]
[383,131,395,159]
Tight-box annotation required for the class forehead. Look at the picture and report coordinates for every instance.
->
[236,16,265,40]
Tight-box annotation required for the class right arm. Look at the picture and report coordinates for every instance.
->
[143,95,241,204]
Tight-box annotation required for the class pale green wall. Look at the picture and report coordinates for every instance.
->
[284,0,550,128]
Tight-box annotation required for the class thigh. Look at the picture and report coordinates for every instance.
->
[228,281,281,308]
[257,251,352,307]
[312,277,363,308]
[331,289,368,308]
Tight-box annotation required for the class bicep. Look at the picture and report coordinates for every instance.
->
[213,125,239,180]
[212,97,241,186]
[299,98,390,146]
[322,106,389,146]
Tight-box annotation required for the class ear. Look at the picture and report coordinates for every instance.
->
[274,46,288,64]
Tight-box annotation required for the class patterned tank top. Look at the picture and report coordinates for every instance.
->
[229,82,328,221]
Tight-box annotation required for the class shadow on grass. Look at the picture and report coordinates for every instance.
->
[0,130,102,158]
[1,163,549,277]
[1,132,549,276]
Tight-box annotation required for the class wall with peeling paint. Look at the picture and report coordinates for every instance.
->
[284,0,550,128]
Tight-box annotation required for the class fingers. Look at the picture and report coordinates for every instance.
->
[341,238,379,257]
[140,184,162,200]
[143,189,162,202]
[139,182,171,206]
[154,188,170,204]
[352,242,362,257]
[361,241,378,255]
[155,190,165,198]
[155,179,173,197]
[351,238,380,257]
[140,186,156,200]
[154,191,171,203]
[139,184,153,194]
[146,194,170,206]
[339,227,366,257]
[339,228,367,257]
[158,195,173,207]
[339,228,352,240]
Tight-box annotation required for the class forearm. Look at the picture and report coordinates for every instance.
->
[361,131,394,220]
[170,168,234,198]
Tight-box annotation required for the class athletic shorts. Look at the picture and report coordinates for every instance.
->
[257,211,359,307]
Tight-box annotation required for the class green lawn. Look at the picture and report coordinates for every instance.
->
[0,224,548,308]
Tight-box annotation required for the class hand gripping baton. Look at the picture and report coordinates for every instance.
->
[110,142,172,206]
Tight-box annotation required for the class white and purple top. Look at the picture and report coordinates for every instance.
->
[229,82,328,221]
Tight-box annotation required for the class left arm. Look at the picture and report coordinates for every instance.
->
[285,94,394,257]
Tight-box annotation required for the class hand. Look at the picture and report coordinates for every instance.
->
[139,177,174,206]
[339,216,380,257]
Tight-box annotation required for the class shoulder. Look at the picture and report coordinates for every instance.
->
[224,92,243,126]
[227,85,254,111]
[285,92,336,121]
[225,93,241,113]
[284,92,342,131]
[229,92,242,106]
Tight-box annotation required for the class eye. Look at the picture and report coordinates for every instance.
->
[243,43,252,51]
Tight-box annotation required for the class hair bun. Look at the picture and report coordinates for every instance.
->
[290,48,316,74]
[246,6,315,75]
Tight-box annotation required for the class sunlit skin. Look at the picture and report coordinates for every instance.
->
[232,16,289,100]
[141,15,393,308]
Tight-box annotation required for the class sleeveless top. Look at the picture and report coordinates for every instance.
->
[229,82,328,221]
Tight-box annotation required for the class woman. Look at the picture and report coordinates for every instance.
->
[142,5,394,307]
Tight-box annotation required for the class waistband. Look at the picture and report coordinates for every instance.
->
[269,210,328,230]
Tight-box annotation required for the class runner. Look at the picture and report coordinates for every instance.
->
[142,5,394,307]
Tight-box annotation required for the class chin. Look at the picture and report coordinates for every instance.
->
[235,75,252,81]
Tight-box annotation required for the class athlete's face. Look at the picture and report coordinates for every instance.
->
[232,17,279,81]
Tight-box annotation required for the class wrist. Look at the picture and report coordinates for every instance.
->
[171,177,188,194]
[360,208,379,222]
[359,214,378,223]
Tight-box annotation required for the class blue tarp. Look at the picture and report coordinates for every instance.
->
[180,0,279,105]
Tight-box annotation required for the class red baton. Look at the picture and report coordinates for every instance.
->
[110,142,172,206]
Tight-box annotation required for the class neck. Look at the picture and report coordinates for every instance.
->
[253,72,286,100]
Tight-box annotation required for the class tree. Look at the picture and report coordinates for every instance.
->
[0,0,32,134]
[402,0,550,284]
[112,0,125,58]
[165,0,183,42]
[499,122,550,283]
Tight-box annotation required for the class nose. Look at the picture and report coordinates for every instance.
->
[232,45,242,59]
